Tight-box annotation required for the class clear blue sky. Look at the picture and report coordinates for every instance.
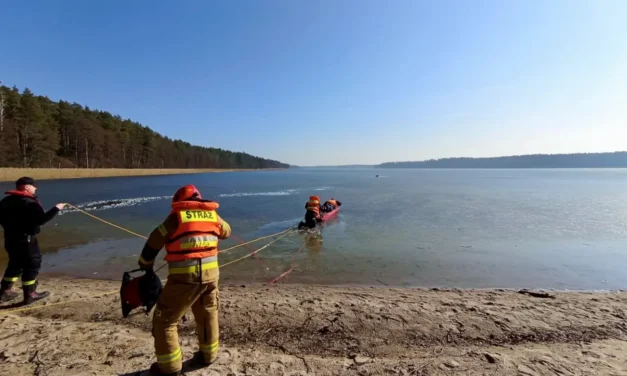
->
[2,0,626,166]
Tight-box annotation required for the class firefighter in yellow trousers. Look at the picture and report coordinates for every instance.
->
[138,184,231,376]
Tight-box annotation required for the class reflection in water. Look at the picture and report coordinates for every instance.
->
[304,232,323,253]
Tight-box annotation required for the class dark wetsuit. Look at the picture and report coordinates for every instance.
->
[302,210,318,229]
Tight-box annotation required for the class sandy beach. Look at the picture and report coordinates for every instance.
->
[0,168,284,182]
[1,278,627,376]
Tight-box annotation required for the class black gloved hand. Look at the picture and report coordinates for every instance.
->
[138,260,154,272]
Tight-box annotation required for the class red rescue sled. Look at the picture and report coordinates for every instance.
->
[320,206,340,222]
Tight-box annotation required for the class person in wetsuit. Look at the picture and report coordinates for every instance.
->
[0,177,66,304]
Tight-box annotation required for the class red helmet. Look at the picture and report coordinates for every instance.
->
[309,195,320,201]
[173,184,201,202]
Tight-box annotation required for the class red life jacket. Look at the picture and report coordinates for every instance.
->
[164,200,222,262]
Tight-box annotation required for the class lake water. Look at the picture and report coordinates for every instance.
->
[1,168,627,290]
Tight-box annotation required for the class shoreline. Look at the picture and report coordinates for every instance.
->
[38,270,627,294]
[0,168,285,182]
[1,277,627,375]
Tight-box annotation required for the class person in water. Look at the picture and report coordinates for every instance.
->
[0,177,67,304]
[299,195,322,229]
[321,198,342,213]
[137,184,232,375]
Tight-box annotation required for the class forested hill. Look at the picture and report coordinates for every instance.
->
[0,85,289,169]
[378,152,627,169]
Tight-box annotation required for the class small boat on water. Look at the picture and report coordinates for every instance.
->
[319,206,340,222]
[298,205,341,231]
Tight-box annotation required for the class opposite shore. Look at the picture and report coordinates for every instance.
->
[0,168,285,182]
[1,277,626,375]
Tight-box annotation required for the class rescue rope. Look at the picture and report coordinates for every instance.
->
[65,203,292,254]
[0,205,298,315]
[231,234,265,268]
[0,229,296,315]
[267,243,306,284]
[220,229,294,268]
[66,203,147,239]
[267,232,312,284]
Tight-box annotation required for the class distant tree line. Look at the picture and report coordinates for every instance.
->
[378,152,627,169]
[0,85,289,169]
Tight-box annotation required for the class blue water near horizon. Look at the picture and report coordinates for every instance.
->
[2,168,627,290]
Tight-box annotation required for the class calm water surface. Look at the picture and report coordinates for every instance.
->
[1,168,627,290]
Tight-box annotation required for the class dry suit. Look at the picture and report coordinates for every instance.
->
[139,194,231,375]
[0,190,59,303]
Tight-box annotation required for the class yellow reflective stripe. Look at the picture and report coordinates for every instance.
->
[168,256,217,268]
[200,340,219,353]
[22,280,36,286]
[168,261,218,274]
[179,235,218,250]
[156,347,182,364]
[139,256,154,266]
[3,276,19,282]
[158,224,168,236]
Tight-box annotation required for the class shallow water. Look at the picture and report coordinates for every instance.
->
[2,168,627,290]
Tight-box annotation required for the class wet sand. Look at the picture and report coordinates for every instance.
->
[2,277,627,375]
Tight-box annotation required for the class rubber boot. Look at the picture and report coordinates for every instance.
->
[191,351,218,366]
[149,363,181,376]
[22,282,50,305]
[0,281,19,303]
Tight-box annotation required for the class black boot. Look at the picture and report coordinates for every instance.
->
[190,350,217,366]
[0,280,19,303]
[22,281,50,305]
[149,363,181,376]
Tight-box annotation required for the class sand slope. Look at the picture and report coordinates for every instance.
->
[1,278,627,375]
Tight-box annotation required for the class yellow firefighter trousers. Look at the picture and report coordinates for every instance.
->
[152,271,219,373]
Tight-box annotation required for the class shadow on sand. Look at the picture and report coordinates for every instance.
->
[118,355,212,376]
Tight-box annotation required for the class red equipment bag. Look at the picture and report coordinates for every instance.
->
[120,268,162,318]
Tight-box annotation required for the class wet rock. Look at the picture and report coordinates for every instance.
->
[484,353,500,364]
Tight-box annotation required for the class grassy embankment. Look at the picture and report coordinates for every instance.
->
[0,168,270,182]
